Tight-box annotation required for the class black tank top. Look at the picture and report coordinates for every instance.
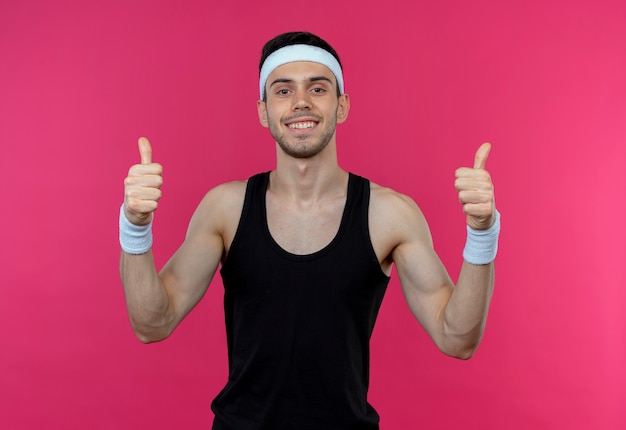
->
[213,172,390,430]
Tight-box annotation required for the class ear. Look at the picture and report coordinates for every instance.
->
[257,100,269,128]
[336,94,350,124]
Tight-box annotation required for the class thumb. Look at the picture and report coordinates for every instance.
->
[138,137,152,165]
[473,142,491,170]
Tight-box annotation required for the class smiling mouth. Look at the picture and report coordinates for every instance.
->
[287,121,318,130]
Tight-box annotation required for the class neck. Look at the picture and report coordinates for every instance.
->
[270,146,347,202]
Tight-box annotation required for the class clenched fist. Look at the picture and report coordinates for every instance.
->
[455,143,496,230]
[123,137,163,226]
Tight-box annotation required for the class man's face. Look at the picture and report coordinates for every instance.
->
[257,61,349,159]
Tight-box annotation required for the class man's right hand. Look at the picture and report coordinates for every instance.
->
[123,137,163,226]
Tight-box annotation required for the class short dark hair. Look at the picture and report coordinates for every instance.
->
[259,31,343,99]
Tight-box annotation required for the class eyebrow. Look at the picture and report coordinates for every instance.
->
[268,75,334,88]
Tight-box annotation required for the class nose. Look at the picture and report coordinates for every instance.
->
[293,88,311,110]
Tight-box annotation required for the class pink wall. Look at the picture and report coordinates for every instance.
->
[1,0,625,428]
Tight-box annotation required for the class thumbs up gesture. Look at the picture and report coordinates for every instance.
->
[123,137,163,226]
[455,143,496,230]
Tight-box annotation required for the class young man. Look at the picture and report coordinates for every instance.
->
[120,31,500,429]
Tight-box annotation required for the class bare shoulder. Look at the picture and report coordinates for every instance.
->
[199,180,247,207]
[369,181,429,231]
[188,180,248,246]
[368,181,433,264]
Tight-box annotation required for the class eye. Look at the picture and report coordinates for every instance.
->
[311,87,326,94]
[276,88,291,95]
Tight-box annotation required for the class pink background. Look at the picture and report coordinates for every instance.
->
[1,0,625,429]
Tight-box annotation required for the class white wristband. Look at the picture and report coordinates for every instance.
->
[463,210,501,265]
[119,204,153,254]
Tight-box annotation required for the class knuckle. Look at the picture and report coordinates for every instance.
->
[126,198,140,212]
[124,188,135,201]
[147,201,159,212]
[128,164,141,176]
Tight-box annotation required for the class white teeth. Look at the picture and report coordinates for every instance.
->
[288,121,316,129]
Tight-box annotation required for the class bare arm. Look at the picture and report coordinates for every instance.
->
[120,203,225,343]
[119,138,233,343]
[442,260,494,356]
[381,143,497,359]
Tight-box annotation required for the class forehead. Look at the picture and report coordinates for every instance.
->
[267,61,336,84]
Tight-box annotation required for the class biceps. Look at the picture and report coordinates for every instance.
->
[159,232,223,319]
[394,241,454,334]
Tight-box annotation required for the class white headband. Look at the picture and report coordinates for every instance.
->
[259,44,344,99]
